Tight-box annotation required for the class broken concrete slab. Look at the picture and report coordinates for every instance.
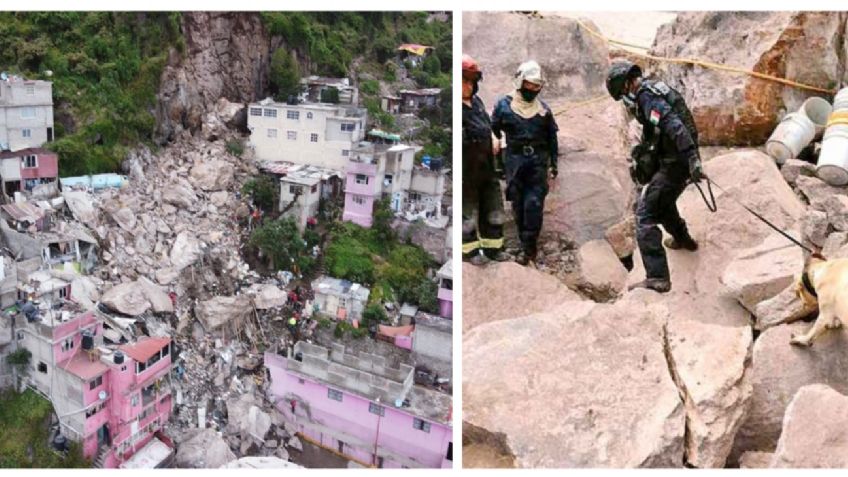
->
[170,232,204,271]
[176,428,237,468]
[770,384,848,468]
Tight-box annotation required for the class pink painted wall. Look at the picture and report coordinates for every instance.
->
[265,352,452,468]
[395,335,413,350]
[342,194,375,227]
[346,160,377,176]
[20,151,58,179]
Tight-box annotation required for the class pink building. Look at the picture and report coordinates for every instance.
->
[436,259,452,319]
[265,342,453,468]
[15,303,174,468]
[0,147,59,196]
[342,153,381,227]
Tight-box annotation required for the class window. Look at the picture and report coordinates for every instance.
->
[355,174,369,185]
[310,133,319,142]
[22,129,31,138]
[413,418,431,433]
[409,192,422,202]
[38,362,47,373]
[341,149,350,157]
[340,123,355,132]
[22,155,37,168]
[89,375,103,390]
[249,107,262,116]
[267,128,277,138]
[161,343,170,360]
[446,442,453,461]
[131,394,139,407]
[287,131,297,141]
[136,361,147,374]
[368,403,385,416]
[441,278,453,291]
[352,195,365,206]
[306,112,313,119]
[290,185,303,195]
[25,84,34,95]
[328,388,343,402]
[58,286,68,298]
[146,350,161,368]
[384,175,393,185]
[85,402,105,418]
[21,107,35,118]
[62,337,74,352]
[263,108,277,118]
[311,184,318,193]
[287,110,300,120]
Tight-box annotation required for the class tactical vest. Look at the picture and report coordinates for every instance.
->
[641,80,699,145]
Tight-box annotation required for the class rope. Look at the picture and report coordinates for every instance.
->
[574,18,837,95]
[552,94,610,117]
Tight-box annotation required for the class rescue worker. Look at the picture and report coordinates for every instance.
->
[491,60,559,265]
[461,54,509,265]
[606,60,704,292]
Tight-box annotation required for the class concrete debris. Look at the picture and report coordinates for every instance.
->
[175,428,237,468]
[220,456,302,468]
[195,295,252,332]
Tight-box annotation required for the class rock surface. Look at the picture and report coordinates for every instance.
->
[650,12,848,146]
[720,231,805,312]
[176,428,237,468]
[462,262,584,333]
[730,324,848,463]
[195,295,251,331]
[190,160,235,191]
[666,318,753,468]
[770,384,848,468]
[463,298,685,468]
[574,239,628,301]
[170,232,204,271]
[248,284,287,310]
[100,281,150,316]
[752,283,816,331]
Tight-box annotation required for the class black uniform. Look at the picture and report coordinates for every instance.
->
[491,95,559,253]
[462,95,505,255]
[632,80,700,281]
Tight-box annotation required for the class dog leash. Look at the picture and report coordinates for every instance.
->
[696,176,816,255]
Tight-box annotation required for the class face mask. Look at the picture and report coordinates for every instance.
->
[519,88,540,102]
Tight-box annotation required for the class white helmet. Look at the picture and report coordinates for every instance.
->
[513,60,544,89]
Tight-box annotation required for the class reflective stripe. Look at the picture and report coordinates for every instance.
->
[462,237,505,254]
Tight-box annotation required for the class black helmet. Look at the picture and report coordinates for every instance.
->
[606,61,642,100]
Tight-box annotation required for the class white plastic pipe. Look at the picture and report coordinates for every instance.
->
[766,112,816,164]
[817,123,848,186]
[800,97,832,138]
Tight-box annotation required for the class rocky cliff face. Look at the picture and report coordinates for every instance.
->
[649,12,848,146]
[156,12,271,143]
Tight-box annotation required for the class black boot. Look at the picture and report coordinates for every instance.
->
[516,242,537,266]
[664,236,698,251]
[484,248,512,262]
[628,278,672,293]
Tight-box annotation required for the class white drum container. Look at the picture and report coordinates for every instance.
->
[800,96,832,138]
[833,87,848,111]
[817,122,848,186]
[766,112,816,164]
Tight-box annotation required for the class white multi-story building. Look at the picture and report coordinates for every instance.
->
[247,98,367,171]
[0,76,54,152]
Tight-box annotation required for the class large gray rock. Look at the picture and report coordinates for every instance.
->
[138,277,174,314]
[666,318,753,468]
[770,384,848,468]
[463,299,685,468]
[196,295,251,331]
[575,239,628,301]
[248,284,287,310]
[730,324,848,463]
[69,275,100,311]
[822,231,848,258]
[720,231,805,312]
[170,232,204,271]
[650,12,847,146]
[462,262,584,333]
[824,195,848,231]
[190,160,235,191]
[110,207,137,233]
[162,180,197,209]
[226,394,272,441]
[176,428,236,469]
[780,159,816,186]
[801,210,828,247]
[752,283,816,331]
[100,281,150,316]
[796,175,848,211]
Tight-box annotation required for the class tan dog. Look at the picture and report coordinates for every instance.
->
[791,254,847,346]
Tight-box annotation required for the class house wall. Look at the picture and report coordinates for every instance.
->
[265,352,452,468]
[279,180,321,230]
[248,104,366,170]
[20,151,59,180]
[342,161,379,228]
[1,157,21,181]
[0,81,54,150]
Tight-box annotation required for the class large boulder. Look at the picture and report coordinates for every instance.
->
[176,428,237,469]
[752,283,817,331]
[162,180,197,209]
[190,160,235,191]
[649,12,847,146]
[100,281,150,316]
[666,318,753,468]
[170,232,204,271]
[138,277,174,314]
[226,394,272,441]
[463,299,685,468]
[574,239,628,301]
[770,384,848,468]
[195,295,251,331]
[462,12,608,109]
[720,231,805,312]
[462,262,584,333]
[248,284,287,310]
[730,323,848,463]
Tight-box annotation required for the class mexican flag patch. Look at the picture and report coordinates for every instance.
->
[649,109,661,126]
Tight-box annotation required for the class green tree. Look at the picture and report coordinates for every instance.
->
[270,48,301,101]
[320,87,340,104]
[372,197,396,244]
[361,302,388,328]
[423,54,441,75]
[242,176,278,213]
[324,235,376,284]
[249,218,314,273]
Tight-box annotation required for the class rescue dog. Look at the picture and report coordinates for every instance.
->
[791,253,847,346]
